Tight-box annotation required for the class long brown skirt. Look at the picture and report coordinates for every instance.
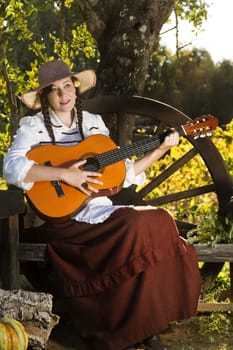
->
[23,207,202,350]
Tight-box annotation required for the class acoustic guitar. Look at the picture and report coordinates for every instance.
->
[26,115,218,219]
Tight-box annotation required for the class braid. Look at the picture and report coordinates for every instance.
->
[75,86,85,140]
[41,88,56,144]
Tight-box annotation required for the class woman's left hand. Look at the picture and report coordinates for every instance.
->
[158,129,179,151]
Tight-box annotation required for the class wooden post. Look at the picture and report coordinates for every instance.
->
[1,215,20,289]
[230,262,233,301]
[0,189,25,289]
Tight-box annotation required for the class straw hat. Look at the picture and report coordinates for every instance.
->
[21,59,96,109]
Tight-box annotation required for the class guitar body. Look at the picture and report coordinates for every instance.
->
[26,134,126,219]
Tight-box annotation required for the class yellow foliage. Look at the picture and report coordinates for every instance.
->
[141,121,233,223]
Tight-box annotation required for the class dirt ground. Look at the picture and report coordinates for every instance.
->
[22,275,233,350]
[47,321,88,350]
[45,314,233,350]
[20,269,233,349]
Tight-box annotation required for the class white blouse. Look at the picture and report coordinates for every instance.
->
[3,109,146,224]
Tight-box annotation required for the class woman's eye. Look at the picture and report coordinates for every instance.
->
[51,86,58,93]
[64,83,72,89]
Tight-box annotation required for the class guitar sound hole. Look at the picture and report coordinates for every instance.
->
[83,157,100,172]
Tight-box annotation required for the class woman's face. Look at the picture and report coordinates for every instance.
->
[47,77,76,115]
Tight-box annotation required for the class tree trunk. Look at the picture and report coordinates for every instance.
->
[77,0,175,142]
[0,288,59,349]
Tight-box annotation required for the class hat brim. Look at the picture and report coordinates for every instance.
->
[21,69,96,110]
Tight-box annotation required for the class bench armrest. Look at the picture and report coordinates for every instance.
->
[0,189,25,218]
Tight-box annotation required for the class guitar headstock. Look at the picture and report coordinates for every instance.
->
[182,115,219,138]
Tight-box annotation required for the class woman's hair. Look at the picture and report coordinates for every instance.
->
[40,77,84,144]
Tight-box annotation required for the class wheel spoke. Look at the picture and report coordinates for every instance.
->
[147,184,216,206]
[139,147,198,197]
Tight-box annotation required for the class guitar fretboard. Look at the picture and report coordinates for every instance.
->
[84,126,184,171]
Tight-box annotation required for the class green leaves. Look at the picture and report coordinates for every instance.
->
[71,24,98,59]
[175,0,209,29]
[0,0,99,151]
[5,0,37,40]
[187,212,233,245]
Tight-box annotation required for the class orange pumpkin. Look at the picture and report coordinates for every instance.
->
[0,317,28,350]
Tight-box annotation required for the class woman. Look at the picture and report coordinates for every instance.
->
[3,59,202,350]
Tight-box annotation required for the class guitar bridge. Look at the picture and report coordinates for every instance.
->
[44,161,64,197]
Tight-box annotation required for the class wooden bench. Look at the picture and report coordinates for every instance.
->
[1,95,233,312]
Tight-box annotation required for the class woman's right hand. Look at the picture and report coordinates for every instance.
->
[61,159,103,195]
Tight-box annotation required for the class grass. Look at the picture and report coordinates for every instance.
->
[161,312,233,349]
[161,263,233,349]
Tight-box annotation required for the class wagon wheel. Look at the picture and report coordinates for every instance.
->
[83,95,233,231]
[83,95,233,296]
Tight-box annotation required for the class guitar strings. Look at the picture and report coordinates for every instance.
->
[96,136,162,169]
[95,125,184,169]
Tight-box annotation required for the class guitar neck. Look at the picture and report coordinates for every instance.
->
[84,126,185,171]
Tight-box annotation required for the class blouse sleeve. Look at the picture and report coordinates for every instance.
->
[123,159,146,187]
[3,117,40,190]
